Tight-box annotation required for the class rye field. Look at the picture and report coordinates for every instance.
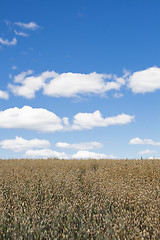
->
[0,159,159,240]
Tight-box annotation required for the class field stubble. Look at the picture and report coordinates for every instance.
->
[0,159,159,239]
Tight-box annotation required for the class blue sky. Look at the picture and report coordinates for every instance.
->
[0,0,160,159]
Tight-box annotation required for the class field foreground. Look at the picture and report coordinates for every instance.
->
[0,159,159,239]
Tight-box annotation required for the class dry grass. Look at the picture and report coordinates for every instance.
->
[0,159,159,239]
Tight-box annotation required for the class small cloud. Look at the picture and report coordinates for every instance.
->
[113,93,124,98]
[25,149,68,159]
[0,37,17,46]
[8,70,55,99]
[72,150,116,159]
[14,30,28,37]
[0,90,9,100]
[0,136,51,152]
[12,65,18,70]
[56,141,103,150]
[129,137,160,146]
[14,70,33,83]
[9,74,12,79]
[149,156,160,160]
[14,21,40,30]
[123,68,130,78]
[138,149,156,155]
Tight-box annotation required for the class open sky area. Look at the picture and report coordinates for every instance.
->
[0,0,160,159]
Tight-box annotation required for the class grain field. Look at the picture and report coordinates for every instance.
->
[0,159,159,239]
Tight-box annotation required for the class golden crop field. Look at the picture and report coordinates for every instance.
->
[0,159,159,239]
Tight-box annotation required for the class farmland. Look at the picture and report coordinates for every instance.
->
[0,159,159,239]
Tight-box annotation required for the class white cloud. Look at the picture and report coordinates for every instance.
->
[14,22,39,30]
[138,149,156,155]
[9,70,125,99]
[0,90,9,100]
[0,106,133,133]
[25,149,68,159]
[0,136,51,152]
[72,151,116,159]
[0,37,17,46]
[8,70,57,99]
[149,156,160,160]
[10,67,160,97]
[113,93,124,98]
[56,141,103,150]
[14,70,34,83]
[0,106,65,132]
[14,30,28,37]
[72,110,134,130]
[43,72,124,97]
[129,137,160,146]
[12,65,17,70]
[128,66,160,93]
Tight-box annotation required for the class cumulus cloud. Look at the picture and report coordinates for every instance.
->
[0,106,66,132]
[14,30,28,37]
[0,136,51,152]
[0,106,133,133]
[72,151,116,159]
[56,141,103,150]
[0,90,9,100]
[72,110,134,130]
[14,70,34,83]
[0,37,17,46]
[25,149,68,159]
[43,72,125,97]
[138,149,156,155]
[9,70,125,99]
[128,66,160,93]
[129,137,160,146]
[8,70,57,99]
[14,22,39,30]
[11,66,160,97]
